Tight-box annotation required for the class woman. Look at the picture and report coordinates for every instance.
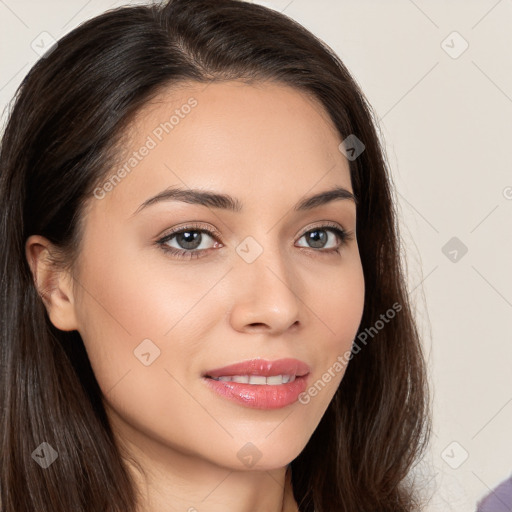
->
[0,0,431,510]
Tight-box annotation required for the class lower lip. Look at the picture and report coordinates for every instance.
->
[202,375,309,410]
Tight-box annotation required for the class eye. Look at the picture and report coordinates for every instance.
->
[157,222,222,260]
[295,222,352,254]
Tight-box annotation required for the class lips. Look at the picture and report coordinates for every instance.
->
[202,358,311,409]
[203,358,310,379]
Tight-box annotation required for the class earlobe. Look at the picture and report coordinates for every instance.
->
[25,235,79,332]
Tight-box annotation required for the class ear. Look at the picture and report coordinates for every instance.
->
[25,234,79,331]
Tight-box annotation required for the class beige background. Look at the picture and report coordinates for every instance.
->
[1,1,511,510]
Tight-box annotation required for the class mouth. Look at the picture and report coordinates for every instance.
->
[206,374,299,385]
[203,357,311,383]
[202,358,311,410]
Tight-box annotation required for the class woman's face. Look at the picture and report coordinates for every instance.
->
[68,80,365,472]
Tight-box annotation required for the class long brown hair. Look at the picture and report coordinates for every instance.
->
[0,0,431,510]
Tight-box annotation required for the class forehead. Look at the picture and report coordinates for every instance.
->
[92,80,352,218]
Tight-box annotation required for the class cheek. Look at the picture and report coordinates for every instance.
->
[289,252,364,416]
[72,244,220,451]
[72,233,230,404]
[306,252,365,351]
[71,233,188,387]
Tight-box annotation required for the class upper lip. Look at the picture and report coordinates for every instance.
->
[204,358,311,378]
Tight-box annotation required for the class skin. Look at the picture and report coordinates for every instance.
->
[26,80,365,512]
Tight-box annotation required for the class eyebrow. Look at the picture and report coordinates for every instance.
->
[132,184,357,216]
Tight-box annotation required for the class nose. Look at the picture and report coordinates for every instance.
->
[228,245,302,335]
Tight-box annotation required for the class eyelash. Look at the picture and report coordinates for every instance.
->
[156,221,354,261]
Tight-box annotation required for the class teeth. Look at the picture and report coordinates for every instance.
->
[266,375,284,385]
[210,374,296,385]
[248,375,267,385]
[232,375,249,383]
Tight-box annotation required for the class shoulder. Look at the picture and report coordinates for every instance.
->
[477,474,512,512]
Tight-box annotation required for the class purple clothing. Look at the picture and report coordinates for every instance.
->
[477,474,512,512]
